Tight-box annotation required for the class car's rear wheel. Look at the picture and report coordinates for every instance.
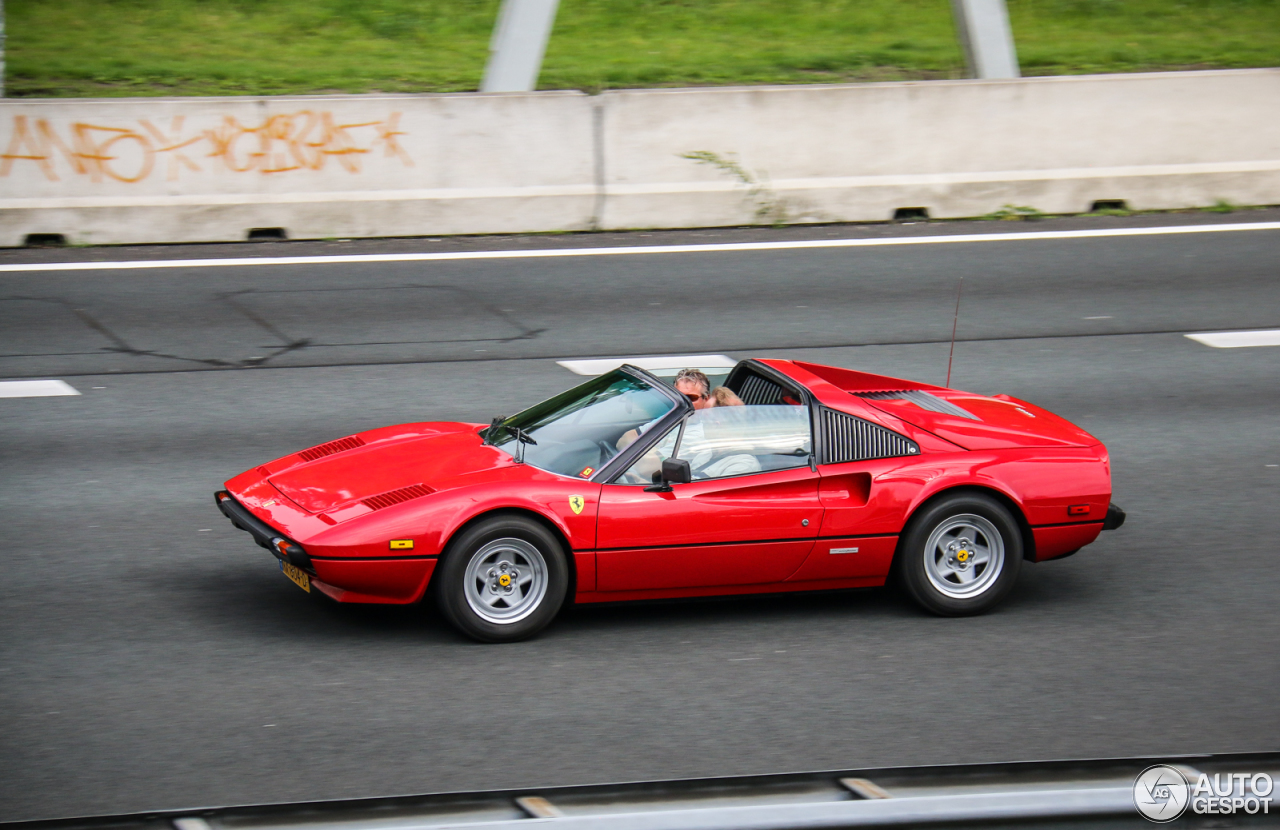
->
[436,515,568,643]
[898,492,1022,616]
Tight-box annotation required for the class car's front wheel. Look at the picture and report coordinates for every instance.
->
[898,492,1022,616]
[435,514,569,642]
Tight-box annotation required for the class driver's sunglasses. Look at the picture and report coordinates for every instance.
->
[684,392,707,403]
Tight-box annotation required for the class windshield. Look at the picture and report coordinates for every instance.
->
[486,370,677,478]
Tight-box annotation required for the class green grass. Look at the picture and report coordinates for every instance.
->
[7,0,1280,98]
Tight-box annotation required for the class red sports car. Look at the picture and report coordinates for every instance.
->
[217,359,1124,642]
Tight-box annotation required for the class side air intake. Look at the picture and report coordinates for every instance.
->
[297,435,366,463]
[820,408,919,464]
[362,484,434,511]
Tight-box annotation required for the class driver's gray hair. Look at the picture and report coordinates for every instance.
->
[675,368,711,396]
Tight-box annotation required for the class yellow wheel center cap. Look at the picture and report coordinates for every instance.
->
[498,573,512,587]
[957,550,970,562]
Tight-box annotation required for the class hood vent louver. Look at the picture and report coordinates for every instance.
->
[855,390,980,421]
[362,484,434,511]
[297,435,366,463]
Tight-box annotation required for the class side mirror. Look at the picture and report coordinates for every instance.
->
[644,458,692,492]
[662,458,692,485]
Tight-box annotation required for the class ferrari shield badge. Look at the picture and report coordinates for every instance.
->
[568,495,585,515]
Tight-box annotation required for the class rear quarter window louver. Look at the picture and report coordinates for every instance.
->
[362,484,434,511]
[297,435,365,462]
[820,407,919,464]
[736,374,787,405]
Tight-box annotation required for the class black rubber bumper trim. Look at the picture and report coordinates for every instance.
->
[308,554,439,562]
[1102,502,1126,531]
[215,490,314,571]
[1031,520,1106,529]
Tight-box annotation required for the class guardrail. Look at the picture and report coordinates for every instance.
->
[2,69,1278,246]
[6,752,1279,830]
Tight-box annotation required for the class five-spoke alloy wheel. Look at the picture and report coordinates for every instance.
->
[898,492,1022,616]
[436,515,568,642]
[463,538,548,625]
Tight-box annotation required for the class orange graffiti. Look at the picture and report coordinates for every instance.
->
[71,123,156,183]
[1,111,413,183]
[138,117,204,181]
[1,116,67,181]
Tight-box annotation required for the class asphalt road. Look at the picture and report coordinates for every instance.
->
[2,214,1278,821]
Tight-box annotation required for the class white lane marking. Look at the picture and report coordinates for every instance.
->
[2,222,1278,274]
[557,354,737,376]
[1185,329,1280,348]
[0,379,80,397]
[172,819,213,830]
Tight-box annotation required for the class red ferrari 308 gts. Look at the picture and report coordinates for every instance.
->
[217,359,1124,642]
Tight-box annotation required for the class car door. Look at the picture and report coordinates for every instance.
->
[785,407,927,583]
[595,404,822,592]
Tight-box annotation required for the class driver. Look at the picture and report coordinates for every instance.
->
[617,367,714,453]
[615,368,709,480]
[674,368,714,410]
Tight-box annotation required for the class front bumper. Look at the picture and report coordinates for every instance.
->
[215,490,436,604]
[215,490,314,571]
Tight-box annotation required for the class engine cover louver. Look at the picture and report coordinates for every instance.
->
[362,484,434,511]
[820,407,919,464]
[855,390,980,421]
[297,435,366,463]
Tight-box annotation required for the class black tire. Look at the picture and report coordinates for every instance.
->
[435,514,569,643]
[897,492,1022,616]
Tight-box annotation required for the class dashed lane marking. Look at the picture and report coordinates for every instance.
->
[0,379,80,397]
[2,222,1279,273]
[1185,330,1280,348]
[557,354,737,376]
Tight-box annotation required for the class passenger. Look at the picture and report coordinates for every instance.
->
[674,368,714,410]
[709,386,744,407]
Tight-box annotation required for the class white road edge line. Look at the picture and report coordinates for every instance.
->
[3,222,1279,274]
[1185,329,1280,348]
[0,379,81,398]
[557,354,737,376]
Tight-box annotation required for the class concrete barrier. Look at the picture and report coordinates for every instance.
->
[598,69,1280,229]
[1,69,1277,245]
[0,92,596,245]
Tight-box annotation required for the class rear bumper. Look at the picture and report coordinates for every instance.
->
[1032,522,1104,562]
[215,490,314,571]
[1102,502,1126,531]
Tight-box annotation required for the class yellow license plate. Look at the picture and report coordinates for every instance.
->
[280,560,310,592]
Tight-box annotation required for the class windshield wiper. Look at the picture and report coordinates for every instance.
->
[482,417,537,461]
[482,416,506,446]
[511,426,537,463]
